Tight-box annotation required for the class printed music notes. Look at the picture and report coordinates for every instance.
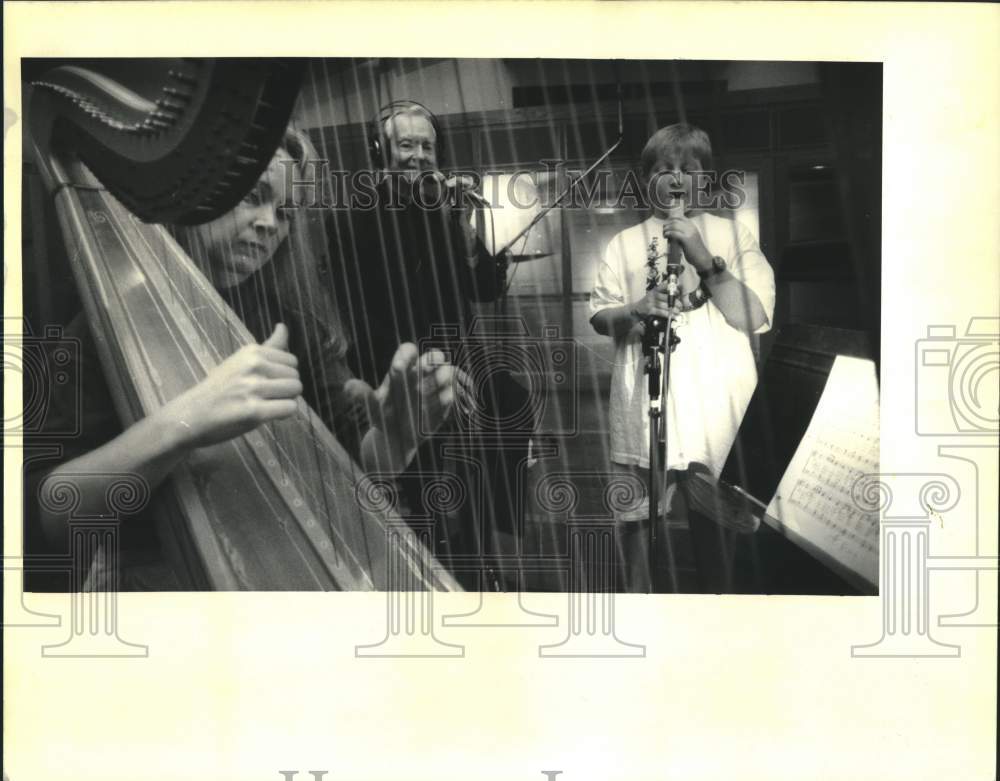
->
[766,355,880,587]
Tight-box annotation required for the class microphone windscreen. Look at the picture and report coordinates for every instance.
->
[444,175,487,206]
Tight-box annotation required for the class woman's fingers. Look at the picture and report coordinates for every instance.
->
[258,361,301,380]
[257,377,304,400]
[258,347,299,367]
[262,323,290,350]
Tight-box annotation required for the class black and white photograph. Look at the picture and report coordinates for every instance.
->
[4,4,996,781]
[20,57,882,595]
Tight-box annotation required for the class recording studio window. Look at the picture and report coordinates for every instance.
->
[477,169,563,299]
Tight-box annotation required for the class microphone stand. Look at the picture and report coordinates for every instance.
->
[642,222,683,593]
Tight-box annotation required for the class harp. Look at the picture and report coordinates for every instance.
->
[27,58,458,590]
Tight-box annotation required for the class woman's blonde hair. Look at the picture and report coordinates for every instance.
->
[177,125,347,360]
[267,126,347,360]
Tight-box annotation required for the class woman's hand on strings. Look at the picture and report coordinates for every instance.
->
[36,324,302,545]
[161,323,303,449]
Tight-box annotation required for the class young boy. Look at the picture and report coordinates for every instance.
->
[589,123,775,592]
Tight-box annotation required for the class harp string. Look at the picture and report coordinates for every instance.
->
[38,60,456,589]
[300,59,768,589]
[306,59,386,572]
[176,197,354,574]
[516,58,567,592]
[412,57,468,347]
[113,200,302,579]
[276,166,346,569]
[368,63,422,382]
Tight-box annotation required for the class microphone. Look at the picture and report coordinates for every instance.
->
[414,171,487,211]
[443,174,488,207]
[663,196,685,309]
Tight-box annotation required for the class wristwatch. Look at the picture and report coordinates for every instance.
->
[697,255,727,280]
[683,283,712,312]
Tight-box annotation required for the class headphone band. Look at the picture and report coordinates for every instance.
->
[368,100,443,168]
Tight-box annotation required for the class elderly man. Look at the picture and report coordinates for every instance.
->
[326,101,532,588]
[330,101,496,382]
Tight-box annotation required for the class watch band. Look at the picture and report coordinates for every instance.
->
[681,283,712,312]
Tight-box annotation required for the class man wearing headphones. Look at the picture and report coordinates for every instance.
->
[326,100,531,589]
[333,101,497,383]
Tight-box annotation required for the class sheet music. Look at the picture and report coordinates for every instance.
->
[766,355,880,586]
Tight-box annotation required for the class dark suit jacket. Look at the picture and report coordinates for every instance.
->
[324,189,498,386]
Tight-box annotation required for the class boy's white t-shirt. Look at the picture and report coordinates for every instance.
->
[590,212,776,475]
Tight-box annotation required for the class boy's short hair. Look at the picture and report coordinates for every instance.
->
[640,123,714,178]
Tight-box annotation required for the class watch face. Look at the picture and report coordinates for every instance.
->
[712,256,727,273]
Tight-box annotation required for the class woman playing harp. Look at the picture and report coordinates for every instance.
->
[30,125,470,589]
